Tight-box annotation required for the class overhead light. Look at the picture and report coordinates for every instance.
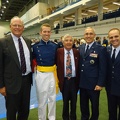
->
[82,13,88,15]
[65,17,74,20]
[71,15,75,17]
[63,19,68,21]
[2,10,4,13]
[113,2,120,6]
[88,10,97,13]
[103,7,109,10]
[108,10,112,12]
[6,0,9,3]
[3,6,6,9]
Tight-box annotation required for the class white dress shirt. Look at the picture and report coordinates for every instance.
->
[85,41,94,50]
[111,46,120,58]
[11,33,31,75]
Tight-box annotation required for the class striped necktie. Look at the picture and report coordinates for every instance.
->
[18,38,26,74]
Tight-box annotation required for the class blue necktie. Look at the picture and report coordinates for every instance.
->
[85,45,89,56]
[18,38,26,74]
[112,49,116,63]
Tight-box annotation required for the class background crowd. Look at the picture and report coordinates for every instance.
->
[0,16,120,120]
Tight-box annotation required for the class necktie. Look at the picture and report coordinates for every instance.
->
[85,45,89,56]
[18,38,26,74]
[112,49,116,63]
[66,51,72,79]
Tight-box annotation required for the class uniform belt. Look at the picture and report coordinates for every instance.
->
[37,65,56,72]
[37,65,59,94]
[64,77,76,80]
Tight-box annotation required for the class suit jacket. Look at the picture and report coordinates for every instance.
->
[0,34,32,94]
[79,42,107,90]
[106,46,120,96]
[56,48,80,92]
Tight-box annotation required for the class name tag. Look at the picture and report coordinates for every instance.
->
[90,53,98,58]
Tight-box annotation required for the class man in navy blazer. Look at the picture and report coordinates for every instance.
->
[56,34,80,120]
[106,28,120,120]
[79,27,107,120]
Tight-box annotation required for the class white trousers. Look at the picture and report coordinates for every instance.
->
[35,71,56,120]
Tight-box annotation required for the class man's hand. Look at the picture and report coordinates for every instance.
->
[0,87,6,96]
[94,85,102,91]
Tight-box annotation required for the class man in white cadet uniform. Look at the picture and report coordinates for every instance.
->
[32,23,58,120]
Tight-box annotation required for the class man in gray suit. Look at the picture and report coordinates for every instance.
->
[0,16,32,120]
[106,28,120,120]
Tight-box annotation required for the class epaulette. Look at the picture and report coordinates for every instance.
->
[31,41,40,46]
[80,43,85,46]
[107,45,112,52]
[95,42,103,48]
[50,40,58,46]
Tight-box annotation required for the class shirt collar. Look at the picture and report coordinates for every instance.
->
[11,33,22,40]
[41,39,50,44]
[112,45,120,52]
[86,41,94,48]
[64,48,72,55]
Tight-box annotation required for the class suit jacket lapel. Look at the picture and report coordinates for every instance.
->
[84,42,96,58]
[23,37,31,51]
[73,49,78,70]
[107,45,120,65]
[107,46,112,63]
[61,48,65,68]
[107,46,112,55]
[6,35,20,69]
[61,48,64,73]
[80,44,85,57]
[114,50,120,65]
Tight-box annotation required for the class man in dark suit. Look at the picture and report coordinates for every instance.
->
[106,28,120,120]
[56,34,80,120]
[58,36,64,48]
[79,27,107,120]
[102,36,108,47]
[0,16,32,120]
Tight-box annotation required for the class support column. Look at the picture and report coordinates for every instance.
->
[98,0,103,21]
[75,7,82,25]
[48,0,54,7]
[60,14,63,28]
[49,20,54,29]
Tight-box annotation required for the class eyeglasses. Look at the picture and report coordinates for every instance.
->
[85,33,94,36]
[11,24,23,28]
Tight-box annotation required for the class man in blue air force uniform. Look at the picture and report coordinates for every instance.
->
[106,28,120,120]
[32,23,58,120]
[79,27,107,120]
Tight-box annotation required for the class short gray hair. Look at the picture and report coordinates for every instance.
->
[85,27,96,34]
[62,34,73,41]
[10,16,24,25]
